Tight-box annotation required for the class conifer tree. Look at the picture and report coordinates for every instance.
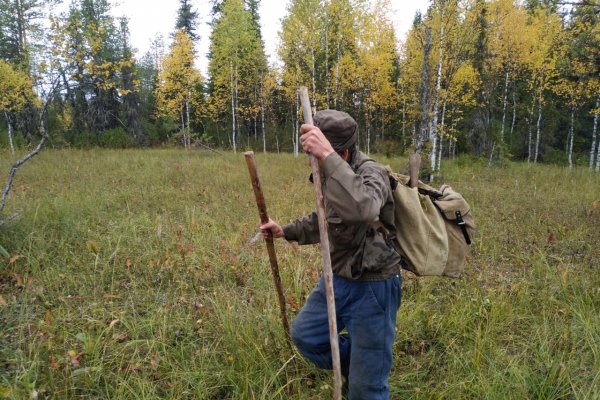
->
[175,0,200,42]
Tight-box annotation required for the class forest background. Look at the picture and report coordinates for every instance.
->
[0,0,599,172]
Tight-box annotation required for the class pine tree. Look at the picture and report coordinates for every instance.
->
[175,0,200,42]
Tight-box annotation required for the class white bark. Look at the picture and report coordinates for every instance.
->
[402,93,406,140]
[488,142,495,166]
[366,111,371,155]
[589,95,599,170]
[230,60,236,153]
[596,136,600,172]
[510,90,516,140]
[1,109,47,215]
[527,96,535,163]
[418,26,432,151]
[185,92,191,149]
[325,30,329,107]
[534,92,542,163]
[568,108,574,169]
[235,63,240,151]
[4,112,14,155]
[334,42,340,109]
[501,68,509,143]
[430,24,444,180]
[294,92,299,157]
[311,48,316,114]
[436,99,447,174]
[261,87,266,153]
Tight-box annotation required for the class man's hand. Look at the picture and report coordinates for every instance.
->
[260,218,284,239]
[300,124,335,160]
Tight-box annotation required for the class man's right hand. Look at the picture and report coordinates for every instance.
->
[259,218,284,239]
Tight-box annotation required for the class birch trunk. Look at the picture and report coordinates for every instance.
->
[429,24,444,180]
[436,99,447,174]
[311,48,316,114]
[185,93,191,149]
[596,136,600,172]
[235,63,240,152]
[501,68,509,143]
[325,30,329,108]
[589,95,599,170]
[366,110,371,156]
[294,93,299,157]
[527,96,535,163]
[510,89,516,143]
[534,91,542,163]
[418,26,432,151]
[381,110,385,143]
[4,112,14,155]
[568,108,574,168]
[334,42,341,108]
[230,60,236,153]
[261,89,266,153]
[402,93,406,141]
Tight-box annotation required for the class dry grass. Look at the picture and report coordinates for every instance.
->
[0,149,599,399]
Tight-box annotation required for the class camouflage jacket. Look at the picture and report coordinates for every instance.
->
[283,151,401,280]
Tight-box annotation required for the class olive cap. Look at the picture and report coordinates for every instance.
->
[313,109,357,152]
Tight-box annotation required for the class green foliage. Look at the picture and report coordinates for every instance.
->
[0,150,598,398]
[174,0,200,41]
[98,128,135,148]
[1,0,600,168]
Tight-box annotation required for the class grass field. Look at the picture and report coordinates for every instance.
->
[1,149,599,399]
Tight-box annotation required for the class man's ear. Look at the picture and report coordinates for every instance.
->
[339,148,350,161]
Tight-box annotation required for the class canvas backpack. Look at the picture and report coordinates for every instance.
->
[357,156,475,278]
[384,169,475,278]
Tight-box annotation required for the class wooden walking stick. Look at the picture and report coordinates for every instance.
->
[408,153,421,189]
[244,151,291,342]
[298,86,343,400]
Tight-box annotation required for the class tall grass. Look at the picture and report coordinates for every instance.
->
[1,149,599,399]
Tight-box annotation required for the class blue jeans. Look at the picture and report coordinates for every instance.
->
[291,274,401,400]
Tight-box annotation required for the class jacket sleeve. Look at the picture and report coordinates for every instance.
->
[321,152,389,223]
[282,212,321,245]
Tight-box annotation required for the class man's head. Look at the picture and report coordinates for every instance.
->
[313,110,357,154]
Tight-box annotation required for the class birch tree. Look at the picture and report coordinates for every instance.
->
[358,0,397,154]
[524,7,561,163]
[208,0,267,153]
[155,30,204,149]
[0,60,35,153]
[279,0,324,155]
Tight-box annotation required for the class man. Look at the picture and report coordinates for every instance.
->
[260,109,401,400]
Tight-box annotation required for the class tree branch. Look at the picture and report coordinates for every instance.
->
[0,134,47,214]
[0,75,61,218]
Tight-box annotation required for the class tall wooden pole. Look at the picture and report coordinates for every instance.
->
[298,86,342,400]
[244,151,291,342]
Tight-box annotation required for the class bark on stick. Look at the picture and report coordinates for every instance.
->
[244,151,291,342]
[409,153,421,189]
[298,86,342,400]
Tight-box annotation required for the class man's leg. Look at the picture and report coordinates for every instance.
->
[290,276,351,377]
[345,275,401,400]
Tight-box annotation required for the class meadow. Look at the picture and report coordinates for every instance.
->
[0,149,599,399]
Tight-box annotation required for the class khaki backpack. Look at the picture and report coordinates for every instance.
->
[385,169,475,278]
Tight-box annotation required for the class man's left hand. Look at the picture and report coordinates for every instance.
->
[300,124,335,160]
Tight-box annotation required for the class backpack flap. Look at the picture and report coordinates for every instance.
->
[432,185,476,278]
[391,181,449,276]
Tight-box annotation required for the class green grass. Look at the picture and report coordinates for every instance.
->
[1,149,599,399]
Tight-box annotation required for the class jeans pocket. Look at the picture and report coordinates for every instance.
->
[365,282,386,315]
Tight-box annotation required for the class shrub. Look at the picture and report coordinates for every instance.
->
[98,127,135,148]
